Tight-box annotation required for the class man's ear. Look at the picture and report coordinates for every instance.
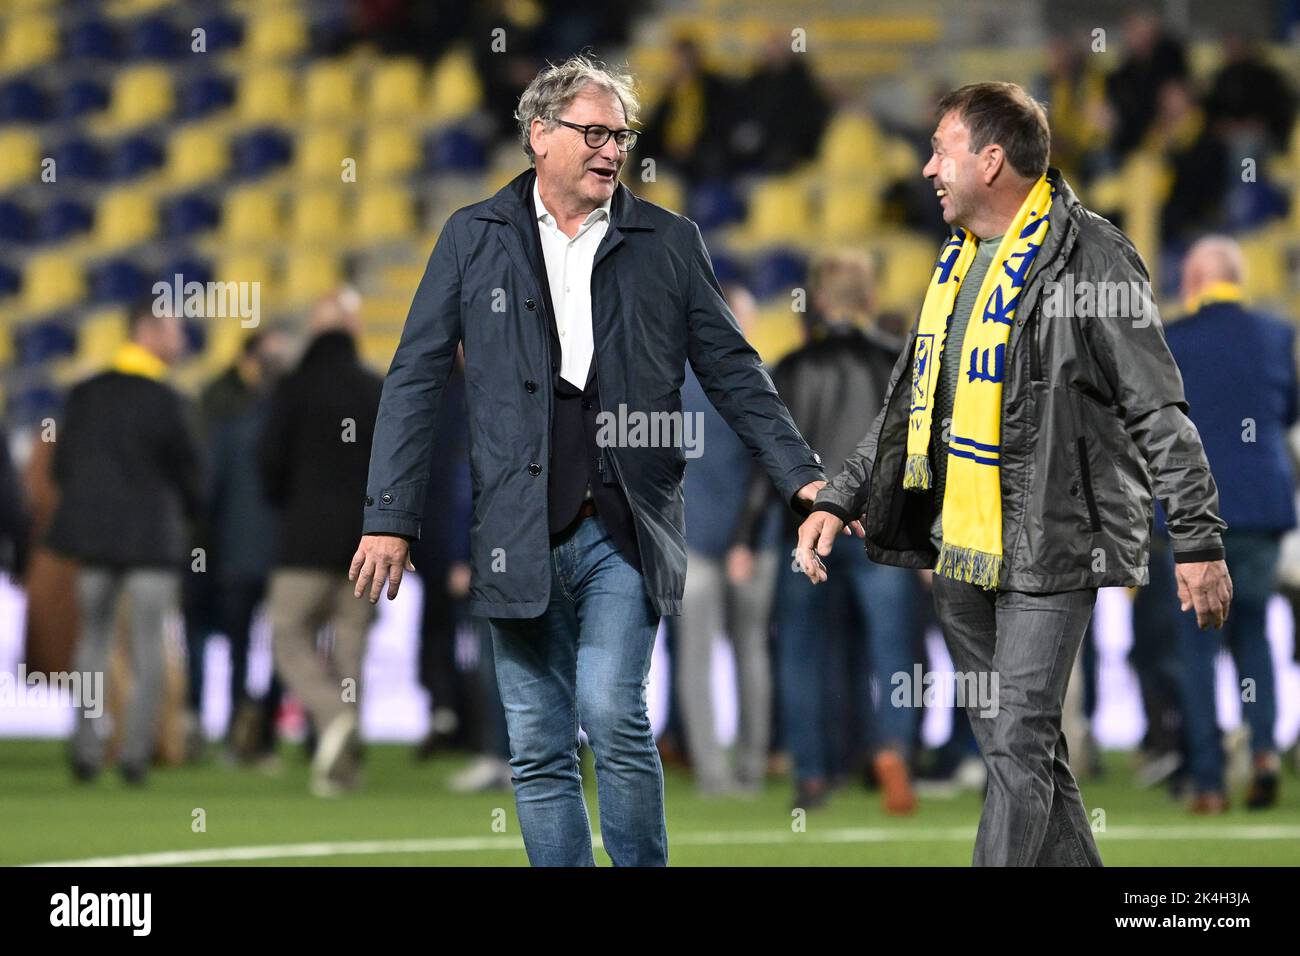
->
[529,119,547,161]
[982,145,1005,185]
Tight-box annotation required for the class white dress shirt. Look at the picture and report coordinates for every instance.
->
[533,179,611,389]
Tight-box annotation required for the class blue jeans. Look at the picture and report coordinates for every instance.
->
[776,536,919,783]
[1177,531,1280,794]
[489,514,666,866]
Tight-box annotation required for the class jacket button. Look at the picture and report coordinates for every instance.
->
[381,493,393,504]
[365,496,374,506]
[582,399,592,410]
[528,462,542,476]
[1068,483,1079,497]
[525,380,537,393]
[525,298,536,310]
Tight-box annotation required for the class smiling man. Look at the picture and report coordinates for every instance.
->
[350,55,828,866]
[794,82,1232,866]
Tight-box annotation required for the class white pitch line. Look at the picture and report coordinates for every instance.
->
[24,824,1300,867]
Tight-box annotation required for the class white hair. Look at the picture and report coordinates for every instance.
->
[514,54,640,164]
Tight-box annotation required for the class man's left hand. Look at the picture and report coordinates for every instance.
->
[1175,559,1233,630]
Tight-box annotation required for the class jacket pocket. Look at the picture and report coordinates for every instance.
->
[1074,436,1102,533]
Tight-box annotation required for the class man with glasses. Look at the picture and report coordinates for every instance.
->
[351,55,832,866]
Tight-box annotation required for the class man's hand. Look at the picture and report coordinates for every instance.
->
[794,511,849,584]
[726,545,754,585]
[1175,559,1233,630]
[349,533,415,604]
[794,480,865,538]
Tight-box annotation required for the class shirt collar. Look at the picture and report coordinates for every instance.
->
[533,178,612,230]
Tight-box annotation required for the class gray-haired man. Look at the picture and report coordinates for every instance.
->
[350,56,831,866]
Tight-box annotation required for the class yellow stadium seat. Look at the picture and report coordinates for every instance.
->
[369,59,424,119]
[108,66,174,127]
[166,126,229,186]
[0,130,40,189]
[236,68,296,125]
[428,48,483,123]
[820,181,880,241]
[360,331,401,369]
[1240,232,1287,301]
[95,189,157,249]
[23,255,85,313]
[76,308,129,367]
[304,60,359,123]
[290,189,346,241]
[1,14,59,72]
[355,188,415,243]
[745,176,812,243]
[296,128,352,181]
[222,186,282,243]
[636,175,686,215]
[284,252,343,305]
[819,113,882,178]
[362,127,420,179]
[245,9,308,61]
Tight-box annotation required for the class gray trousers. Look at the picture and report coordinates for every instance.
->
[932,575,1103,867]
[72,567,179,769]
[268,570,375,733]
[676,548,778,789]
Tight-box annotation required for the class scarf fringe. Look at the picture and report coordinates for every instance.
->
[935,543,1002,590]
[902,453,932,491]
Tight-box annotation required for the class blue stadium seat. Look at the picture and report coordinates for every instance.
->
[108,134,165,180]
[56,77,109,119]
[195,13,244,53]
[750,249,808,300]
[162,255,213,289]
[12,385,63,425]
[178,73,234,119]
[0,200,30,243]
[15,321,77,366]
[50,137,106,180]
[0,78,49,122]
[126,14,181,59]
[707,251,747,288]
[232,127,293,179]
[688,179,746,231]
[64,18,119,60]
[38,198,93,243]
[0,262,19,298]
[183,319,206,354]
[89,258,148,304]
[425,127,486,173]
[161,194,220,238]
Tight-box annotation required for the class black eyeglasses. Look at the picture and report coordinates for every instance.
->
[555,119,639,151]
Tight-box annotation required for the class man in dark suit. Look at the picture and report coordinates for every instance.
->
[48,301,199,785]
[351,55,832,866]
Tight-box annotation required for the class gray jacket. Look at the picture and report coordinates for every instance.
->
[813,169,1226,590]
[363,171,824,618]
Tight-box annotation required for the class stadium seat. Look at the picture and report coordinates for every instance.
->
[222,186,283,243]
[820,180,880,240]
[75,308,129,367]
[162,254,214,291]
[0,79,49,123]
[425,127,486,173]
[88,258,148,304]
[368,58,424,119]
[304,60,359,123]
[56,78,110,120]
[166,126,229,186]
[22,254,85,313]
[818,113,883,178]
[194,12,243,54]
[236,68,296,125]
[363,126,420,179]
[688,179,745,231]
[0,200,30,243]
[428,48,484,122]
[744,176,813,243]
[48,137,106,181]
[295,128,352,182]
[231,127,293,179]
[106,66,174,127]
[125,14,181,59]
[290,190,346,242]
[63,17,118,60]
[94,188,158,249]
[178,73,234,118]
[244,9,308,61]
[14,320,77,367]
[161,193,220,238]
[38,198,93,243]
[750,249,808,301]
[0,130,40,189]
[284,252,343,306]
[355,188,416,243]
[107,133,165,180]
[1,14,59,72]
[10,385,62,426]
[0,262,21,299]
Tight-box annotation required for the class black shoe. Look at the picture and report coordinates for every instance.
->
[70,759,99,784]
[791,780,829,812]
[119,763,147,786]
[1246,772,1279,810]
[413,728,456,761]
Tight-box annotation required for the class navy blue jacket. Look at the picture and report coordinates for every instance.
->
[363,171,823,618]
[1161,300,1297,534]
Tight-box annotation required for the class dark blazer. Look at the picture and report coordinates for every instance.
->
[47,370,201,568]
[363,170,824,618]
[261,331,383,571]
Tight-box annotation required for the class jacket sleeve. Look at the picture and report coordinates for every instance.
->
[682,221,824,509]
[810,338,913,524]
[362,217,465,538]
[1077,223,1226,563]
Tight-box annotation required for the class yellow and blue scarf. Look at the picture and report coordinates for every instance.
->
[904,174,1053,589]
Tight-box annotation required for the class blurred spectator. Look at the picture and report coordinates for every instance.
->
[260,289,383,797]
[1205,33,1297,153]
[0,428,29,579]
[187,329,293,767]
[737,250,920,813]
[677,284,779,796]
[1150,79,1230,246]
[48,302,199,785]
[1104,10,1188,158]
[730,33,831,173]
[639,36,738,181]
[1163,236,1297,813]
[1034,32,1108,180]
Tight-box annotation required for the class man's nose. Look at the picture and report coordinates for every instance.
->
[599,139,622,163]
